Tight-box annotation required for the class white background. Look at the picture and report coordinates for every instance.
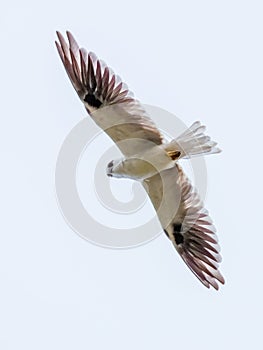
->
[1,0,262,349]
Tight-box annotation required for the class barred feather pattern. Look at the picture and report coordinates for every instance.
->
[171,166,225,290]
[55,31,134,111]
[55,31,163,156]
[144,165,225,290]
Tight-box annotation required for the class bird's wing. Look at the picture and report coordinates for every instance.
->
[55,31,163,157]
[143,164,225,290]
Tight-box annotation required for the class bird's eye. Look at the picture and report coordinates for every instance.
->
[108,160,114,168]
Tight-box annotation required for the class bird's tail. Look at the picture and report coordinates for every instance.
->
[166,121,221,159]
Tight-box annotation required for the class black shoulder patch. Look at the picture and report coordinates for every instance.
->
[84,93,102,108]
[173,223,184,245]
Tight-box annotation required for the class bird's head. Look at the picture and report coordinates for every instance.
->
[106,157,158,180]
[106,158,126,179]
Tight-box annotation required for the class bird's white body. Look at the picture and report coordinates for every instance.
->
[107,143,175,180]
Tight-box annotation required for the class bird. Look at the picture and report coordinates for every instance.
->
[55,31,225,290]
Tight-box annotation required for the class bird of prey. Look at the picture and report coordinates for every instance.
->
[56,31,225,290]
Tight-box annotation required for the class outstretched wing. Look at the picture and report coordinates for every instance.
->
[143,164,225,290]
[55,31,163,156]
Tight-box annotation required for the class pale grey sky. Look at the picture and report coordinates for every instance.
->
[0,1,262,349]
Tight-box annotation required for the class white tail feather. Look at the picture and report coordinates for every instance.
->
[166,121,221,159]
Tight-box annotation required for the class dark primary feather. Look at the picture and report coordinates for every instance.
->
[56,31,134,108]
[55,31,163,157]
[143,165,225,290]
[173,168,225,290]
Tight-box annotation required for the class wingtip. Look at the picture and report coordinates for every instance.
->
[219,274,226,285]
[66,30,76,44]
[56,30,63,41]
[66,30,71,39]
